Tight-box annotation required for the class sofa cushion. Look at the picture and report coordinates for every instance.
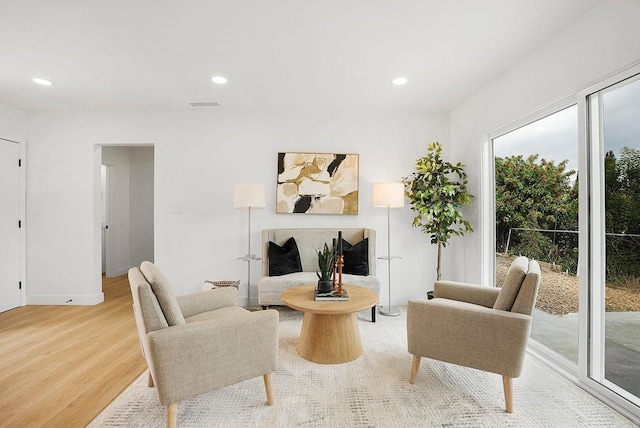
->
[493,256,528,311]
[140,261,186,326]
[341,238,368,276]
[268,237,303,276]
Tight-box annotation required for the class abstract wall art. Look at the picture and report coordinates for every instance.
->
[276,152,359,214]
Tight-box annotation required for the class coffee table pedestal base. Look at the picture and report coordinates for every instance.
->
[297,312,362,364]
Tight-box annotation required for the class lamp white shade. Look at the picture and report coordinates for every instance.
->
[373,182,405,208]
[234,183,266,209]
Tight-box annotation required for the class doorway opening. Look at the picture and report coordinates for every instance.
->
[99,145,154,283]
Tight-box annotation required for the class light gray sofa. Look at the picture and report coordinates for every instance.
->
[258,228,381,321]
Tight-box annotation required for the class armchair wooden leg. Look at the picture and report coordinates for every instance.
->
[410,354,421,384]
[263,373,274,406]
[166,403,177,428]
[148,371,154,387]
[502,376,513,413]
[371,306,376,323]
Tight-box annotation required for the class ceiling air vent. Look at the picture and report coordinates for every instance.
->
[189,102,221,108]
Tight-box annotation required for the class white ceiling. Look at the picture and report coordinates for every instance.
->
[0,0,601,113]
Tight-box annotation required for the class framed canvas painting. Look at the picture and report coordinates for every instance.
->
[276,152,359,214]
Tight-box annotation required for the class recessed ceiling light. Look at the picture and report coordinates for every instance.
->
[211,76,227,84]
[392,77,408,86]
[33,77,54,86]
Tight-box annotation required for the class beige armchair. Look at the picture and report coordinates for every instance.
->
[128,261,279,428]
[407,256,541,413]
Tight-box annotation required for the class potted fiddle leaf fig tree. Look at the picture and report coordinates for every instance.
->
[403,141,474,281]
[315,243,336,293]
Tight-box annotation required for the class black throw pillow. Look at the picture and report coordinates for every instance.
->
[341,238,369,276]
[268,237,303,276]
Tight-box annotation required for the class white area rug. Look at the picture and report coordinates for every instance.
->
[90,308,635,427]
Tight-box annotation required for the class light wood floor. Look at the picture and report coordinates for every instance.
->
[0,275,147,427]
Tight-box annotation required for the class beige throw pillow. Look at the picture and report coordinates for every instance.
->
[140,261,186,326]
[493,256,528,311]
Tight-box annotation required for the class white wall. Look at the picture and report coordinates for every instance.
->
[0,104,27,143]
[447,0,640,284]
[25,109,448,305]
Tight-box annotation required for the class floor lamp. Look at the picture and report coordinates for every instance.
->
[234,183,265,308]
[373,182,404,317]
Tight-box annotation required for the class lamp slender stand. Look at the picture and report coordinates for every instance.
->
[379,204,400,317]
[237,206,260,308]
[373,182,403,317]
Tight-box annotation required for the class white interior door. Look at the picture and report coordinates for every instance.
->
[0,139,21,312]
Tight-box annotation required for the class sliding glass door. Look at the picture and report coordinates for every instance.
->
[485,65,640,419]
[584,72,640,406]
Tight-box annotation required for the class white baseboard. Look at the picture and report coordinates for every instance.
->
[27,293,104,305]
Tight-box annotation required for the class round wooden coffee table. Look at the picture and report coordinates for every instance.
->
[281,284,378,364]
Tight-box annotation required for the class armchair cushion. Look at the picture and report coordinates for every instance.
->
[493,256,528,311]
[342,238,369,276]
[177,287,238,319]
[434,280,500,308]
[184,305,248,323]
[137,282,170,333]
[140,261,186,326]
[128,267,169,334]
[268,237,303,276]
[511,260,542,315]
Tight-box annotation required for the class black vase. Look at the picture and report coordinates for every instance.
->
[317,280,333,293]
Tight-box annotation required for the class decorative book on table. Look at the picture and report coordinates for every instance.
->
[314,288,349,301]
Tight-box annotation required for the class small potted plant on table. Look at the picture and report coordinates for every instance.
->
[315,243,336,293]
